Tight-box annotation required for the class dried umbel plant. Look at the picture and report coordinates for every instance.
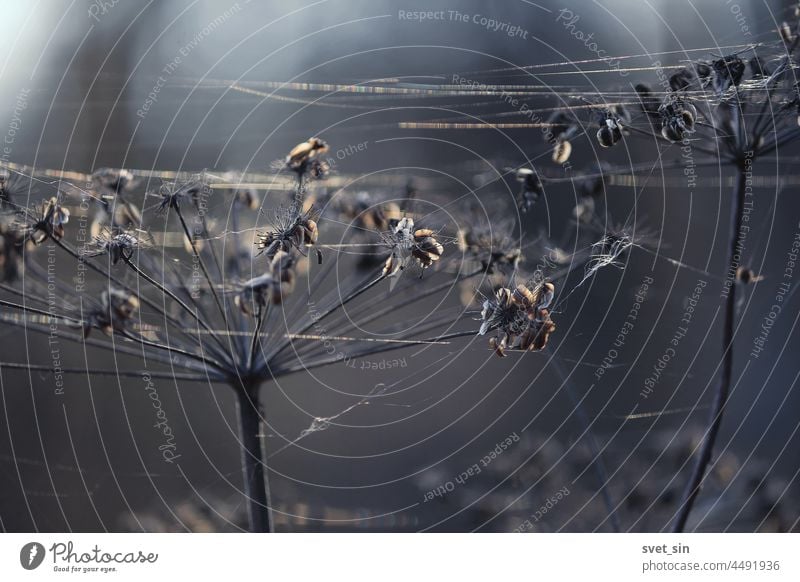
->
[384,18,800,531]
[626,38,800,531]
[9,12,793,535]
[0,136,625,531]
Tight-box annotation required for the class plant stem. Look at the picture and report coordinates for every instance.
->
[235,382,273,532]
[248,304,265,373]
[672,163,747,532]
[124,256,228,357]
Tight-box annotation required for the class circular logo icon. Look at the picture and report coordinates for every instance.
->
[20,542,45,570]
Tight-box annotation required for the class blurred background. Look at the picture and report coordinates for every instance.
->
[1,0,799,532]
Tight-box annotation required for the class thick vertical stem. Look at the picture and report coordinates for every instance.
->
[236,383,273,532]
[672,164,747,532]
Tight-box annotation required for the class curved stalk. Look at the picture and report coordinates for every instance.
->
[672,163,747,532]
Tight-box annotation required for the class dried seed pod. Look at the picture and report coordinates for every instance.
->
[456,222,521,274]
[110,289,140,320]
[573,196,595,224]
[236,188,260,210]
[779,21,795,44]
[29,196,70,244]
[88,230,148,264]
[711,54,745,94]
[659,97,697,143]
[516,168,543,212]
[669,68,694,91]
[596,110,625,148]
[85,288,140,337]
[412,228,444,269]
[597,124,616,148]
[381,218,444,287]
[512,283,536,309]
[156,179,206,214]
[365,201,402,232]
[286,137,329,174]
[694,61,712,84]
[268,250,296,303]
[92,168,135,197]
[257,208,321,262]
[489,333,510,358]
[520,309,556,352]
[236,251,296,313]
[537,282,555,309]
[381,252,403,280]
[552,138,572,164]
[306,159,331,180]
[736,266,764,284]
[480,281,557,357]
